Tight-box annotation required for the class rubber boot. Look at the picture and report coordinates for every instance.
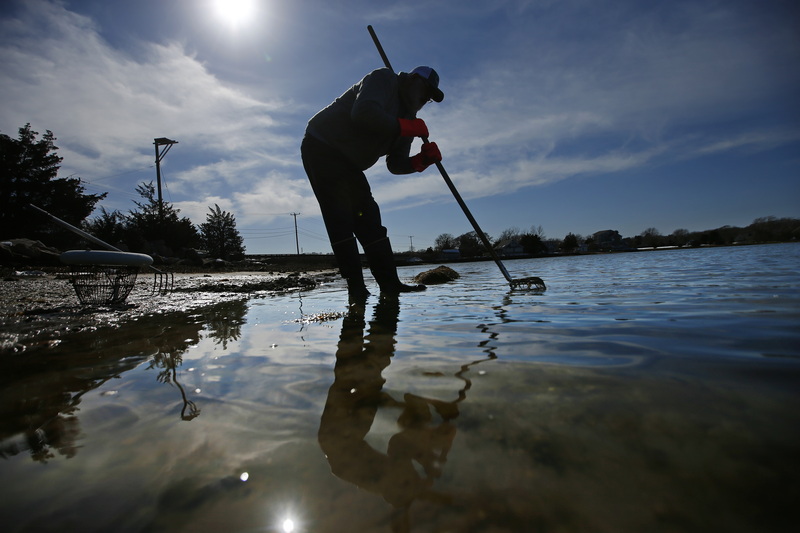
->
[363,237,426,294]
[331,238,371,299]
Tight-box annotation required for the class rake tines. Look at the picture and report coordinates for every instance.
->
[151,268,174,294]
[509,276,547,291]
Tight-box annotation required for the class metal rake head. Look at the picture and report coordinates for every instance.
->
[509,276,547,291]
[151,269,175,294]
[181,399,201,421]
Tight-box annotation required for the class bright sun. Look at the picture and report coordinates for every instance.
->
[212,0,257,28]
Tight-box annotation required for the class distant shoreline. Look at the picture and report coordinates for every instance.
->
[2,239,795,277]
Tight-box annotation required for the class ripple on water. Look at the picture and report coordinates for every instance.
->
[1,244,799,532]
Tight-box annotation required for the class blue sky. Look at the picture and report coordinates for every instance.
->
[1,0,798,254]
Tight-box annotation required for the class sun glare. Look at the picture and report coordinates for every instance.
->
[212,0,257,28]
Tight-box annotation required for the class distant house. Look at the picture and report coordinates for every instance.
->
[544,239,561,254]
[592,229,626,251]
[494,239,524,257]
[439,249,461,260]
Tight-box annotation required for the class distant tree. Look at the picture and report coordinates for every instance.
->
[434,233,458,250]
[0,124,105,242]
[199,204,245,260]
[458,231,485,257]
[561,232,579,253]
[529,224,545,239]
[497,226,521,243]
[126,181,199,256]
[83,207,127,248]
[752,216,777,225]
[750,216,780,242]
[717,225,741,245]
[703,230,723,245]
[519,232,546,255]
[591,229,624,251]
[755,217,800,241]
[670,228,690,247]
[640,227,662,248]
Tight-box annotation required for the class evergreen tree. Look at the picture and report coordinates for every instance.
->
[0,124,105,242]
[199,204,245,260]
[519,233,546,255]
[126,181,199,256]
[83,207,127,248]
[561,233,579,253]
[458,231,485,258]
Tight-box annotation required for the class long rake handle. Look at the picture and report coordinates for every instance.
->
[426,158,514,284]
[367,25,514,285]
[29,203,125,252]
[28,203,167,277]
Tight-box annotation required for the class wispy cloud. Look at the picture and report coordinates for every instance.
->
[406,0,800,205]
[690,129,800,157]
[0,0,303,217]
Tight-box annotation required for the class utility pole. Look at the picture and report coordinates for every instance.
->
[290,212,300,254]
[154,137,178,222]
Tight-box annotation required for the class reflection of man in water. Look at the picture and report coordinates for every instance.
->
[318,295,458,530]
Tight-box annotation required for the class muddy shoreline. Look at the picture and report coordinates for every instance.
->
[0,265,339,354]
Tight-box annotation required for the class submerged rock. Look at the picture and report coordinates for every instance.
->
[413,265,460,285]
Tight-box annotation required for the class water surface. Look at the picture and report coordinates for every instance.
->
[2,243,799,532]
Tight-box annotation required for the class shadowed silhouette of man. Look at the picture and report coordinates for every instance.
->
[318,295,459,531]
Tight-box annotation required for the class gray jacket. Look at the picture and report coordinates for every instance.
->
[306,68,416,174]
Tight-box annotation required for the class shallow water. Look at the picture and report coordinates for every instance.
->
[1,243,799,532]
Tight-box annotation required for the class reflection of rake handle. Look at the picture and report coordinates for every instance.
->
[29,203,174,292]
[453,354,497,402]
[170,364,201,421]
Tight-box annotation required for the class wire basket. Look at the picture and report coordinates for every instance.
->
[69,266,140,305]
[60,250,154,305]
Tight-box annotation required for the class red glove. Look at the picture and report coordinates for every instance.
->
[398,118,429,138]
[410,142,442,172]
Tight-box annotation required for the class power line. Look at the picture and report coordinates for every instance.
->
[81,165,155,183]
[297,228,328,241]
[243,232,295,240]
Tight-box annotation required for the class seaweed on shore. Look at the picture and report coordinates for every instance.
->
[171,274,317,294]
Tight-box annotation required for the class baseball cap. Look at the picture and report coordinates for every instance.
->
[410,66,444,102]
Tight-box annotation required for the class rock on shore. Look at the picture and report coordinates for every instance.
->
[413,265,460,284]
[0,239,61,265]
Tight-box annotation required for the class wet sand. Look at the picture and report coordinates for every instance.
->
[0,267,338,354]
